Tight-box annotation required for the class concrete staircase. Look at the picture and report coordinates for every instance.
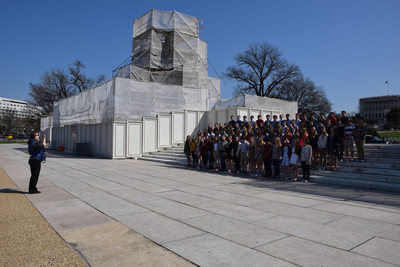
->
[311,144,400,192]
[139,144,187,166]
[139,143,400,192]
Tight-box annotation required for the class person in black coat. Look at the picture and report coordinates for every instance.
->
[27,132,46,194]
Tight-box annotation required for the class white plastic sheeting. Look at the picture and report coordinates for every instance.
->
[52,77,212,127]
[40,115,52,131]
[130,9,208,90]
[114,78,209,120]
[116,64,183,84]
[215,95,246,108]
[208,76,220,108]
[133,9,199,38]
[53,80,115,127]
[214,94,298,118]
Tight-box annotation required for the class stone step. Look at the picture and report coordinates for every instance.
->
[339,156,399,164]
[151,150,184,157]
[339,161,400,170]
[310,176,400,193]
[337,165,400,177]
[138,156,186,166]
[163,147,184,152]
[364,144,400,150]
[311,170,400,184]
[364,148,400,153]
[142,153,186,161]
[363,153,400,159]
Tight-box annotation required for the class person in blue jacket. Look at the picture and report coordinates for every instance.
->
[28,132,46,194]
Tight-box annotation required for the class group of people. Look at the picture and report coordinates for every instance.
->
[184,111,368,182]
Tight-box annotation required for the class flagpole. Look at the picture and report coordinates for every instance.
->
[385,81,389,95]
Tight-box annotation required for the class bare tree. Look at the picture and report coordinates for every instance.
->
[1,110,17,133]
[69,60,105,92]
[385,108,400,130]
[225,42,301,97]
[29,68,73,115]
[271,76,332,114]
[96,74,106,85]
[69,60,94,92]
[29,60,105,115]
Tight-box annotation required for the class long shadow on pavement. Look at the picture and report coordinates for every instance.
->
[160,164,400,209]
[13,147,95,159]
[12,145,400,209]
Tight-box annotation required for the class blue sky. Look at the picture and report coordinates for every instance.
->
[1,0,399,114]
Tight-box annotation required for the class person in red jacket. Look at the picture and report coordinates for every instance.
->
[329,112,337,127]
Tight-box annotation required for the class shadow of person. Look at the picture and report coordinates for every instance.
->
[0,188,30,194]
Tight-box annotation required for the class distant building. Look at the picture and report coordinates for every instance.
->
[359,95,400,125]
[0,97,39,119]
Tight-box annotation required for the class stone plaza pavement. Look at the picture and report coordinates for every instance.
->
[1,143,400,266]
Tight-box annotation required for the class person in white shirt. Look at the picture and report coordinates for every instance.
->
[240,136,250,173]
[317,126,328,170]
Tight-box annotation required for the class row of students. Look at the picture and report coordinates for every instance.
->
[184,133,313,182]
[183,111,367,180]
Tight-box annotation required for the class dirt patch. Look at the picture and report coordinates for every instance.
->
[0,168,87,266]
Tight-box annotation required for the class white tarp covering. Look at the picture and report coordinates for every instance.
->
[116,64,183,84]
[208,76,221,108]
[53,80,115,127]
[214,94,298,117]
[133,9,199,38]
[53,77,211,127]
[131,9,208,89]
[114,78,209,120]
[40,115,52,131]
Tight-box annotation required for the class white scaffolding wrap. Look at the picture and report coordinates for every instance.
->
[214,94,298,116]
[133,9,199,38]
[130,9,208,90]
[52,77,211,127]
[114,78,209,120]
[53,80,115,127]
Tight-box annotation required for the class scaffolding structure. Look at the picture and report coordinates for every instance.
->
[129,9,209,89]
[53,9,221,127]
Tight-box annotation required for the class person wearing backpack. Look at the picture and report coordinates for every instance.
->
[28,132,46,194]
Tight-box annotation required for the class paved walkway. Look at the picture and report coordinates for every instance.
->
[1,143,400,266]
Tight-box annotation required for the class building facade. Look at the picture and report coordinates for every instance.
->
[0,97,34,119]
[0,97,41,134]
[359,95,400,125]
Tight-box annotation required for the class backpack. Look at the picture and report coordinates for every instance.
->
[28,141,46,162]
